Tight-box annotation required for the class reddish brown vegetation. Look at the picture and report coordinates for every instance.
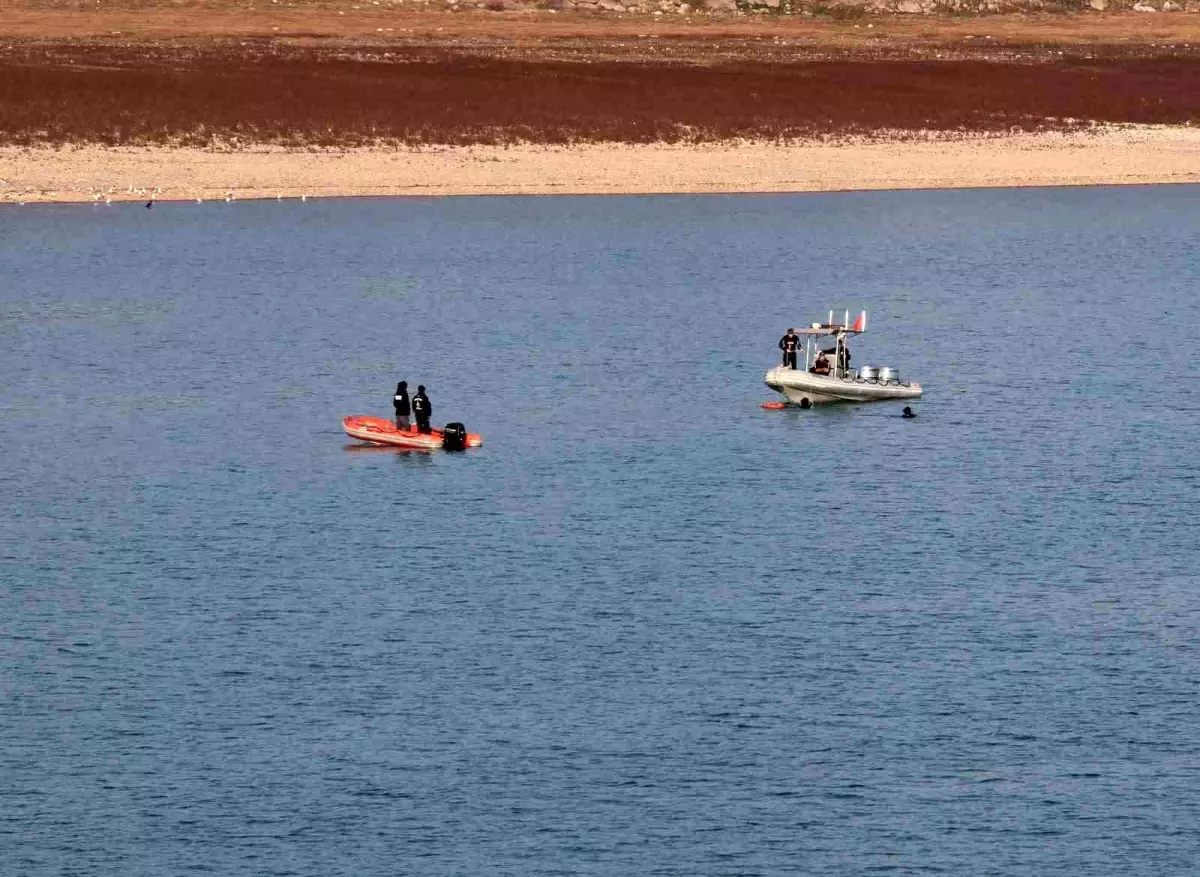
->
[2,39,1198,147]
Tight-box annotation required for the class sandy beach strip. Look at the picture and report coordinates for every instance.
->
[3,127,1199,204]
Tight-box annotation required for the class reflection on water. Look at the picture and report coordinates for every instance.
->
[342,442,434,459]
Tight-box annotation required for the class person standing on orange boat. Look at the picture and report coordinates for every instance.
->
[412,385,432,435]
[393,381,411,431]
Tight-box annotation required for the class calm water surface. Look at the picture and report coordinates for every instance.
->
[2,188,1199,875]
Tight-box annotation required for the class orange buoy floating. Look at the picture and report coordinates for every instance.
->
[761,401,788,410]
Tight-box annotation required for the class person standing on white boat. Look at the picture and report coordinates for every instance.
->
[778,328,800,369]
[823,340,851,375]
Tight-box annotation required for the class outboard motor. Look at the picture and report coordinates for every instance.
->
[442,422,467,451]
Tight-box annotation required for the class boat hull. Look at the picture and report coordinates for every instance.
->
[764,366,922,405]
[342,415,483,450]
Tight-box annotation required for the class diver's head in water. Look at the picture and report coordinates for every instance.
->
[799,398,812,410]
[902,406,915,418]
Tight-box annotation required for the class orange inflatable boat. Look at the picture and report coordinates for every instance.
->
[342,415,483,451]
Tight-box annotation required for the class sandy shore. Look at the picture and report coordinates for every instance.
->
[3,127,1199,203]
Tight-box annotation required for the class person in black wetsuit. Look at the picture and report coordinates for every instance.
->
[393,381,411,431]
[778,329,800,369]
[823,341,851,374]
[412,385,432,434]
[902,406,916,419]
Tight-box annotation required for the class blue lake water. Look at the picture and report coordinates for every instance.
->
[2,187,1199,875]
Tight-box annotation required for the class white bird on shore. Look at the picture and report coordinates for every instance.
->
[225,192,234,202]
[197,197,203,203]
[301,194,308,202]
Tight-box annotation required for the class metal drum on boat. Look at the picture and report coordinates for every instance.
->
[878,366,901,384]
[858,366,880,382]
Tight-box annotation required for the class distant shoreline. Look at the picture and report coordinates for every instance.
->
[3,128,1200,204]
[5,8,1199,196]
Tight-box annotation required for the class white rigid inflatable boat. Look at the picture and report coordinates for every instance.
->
[764,310,923,407]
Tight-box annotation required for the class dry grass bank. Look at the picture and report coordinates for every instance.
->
[2,2,1198,198]
[2,40,1199,148]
